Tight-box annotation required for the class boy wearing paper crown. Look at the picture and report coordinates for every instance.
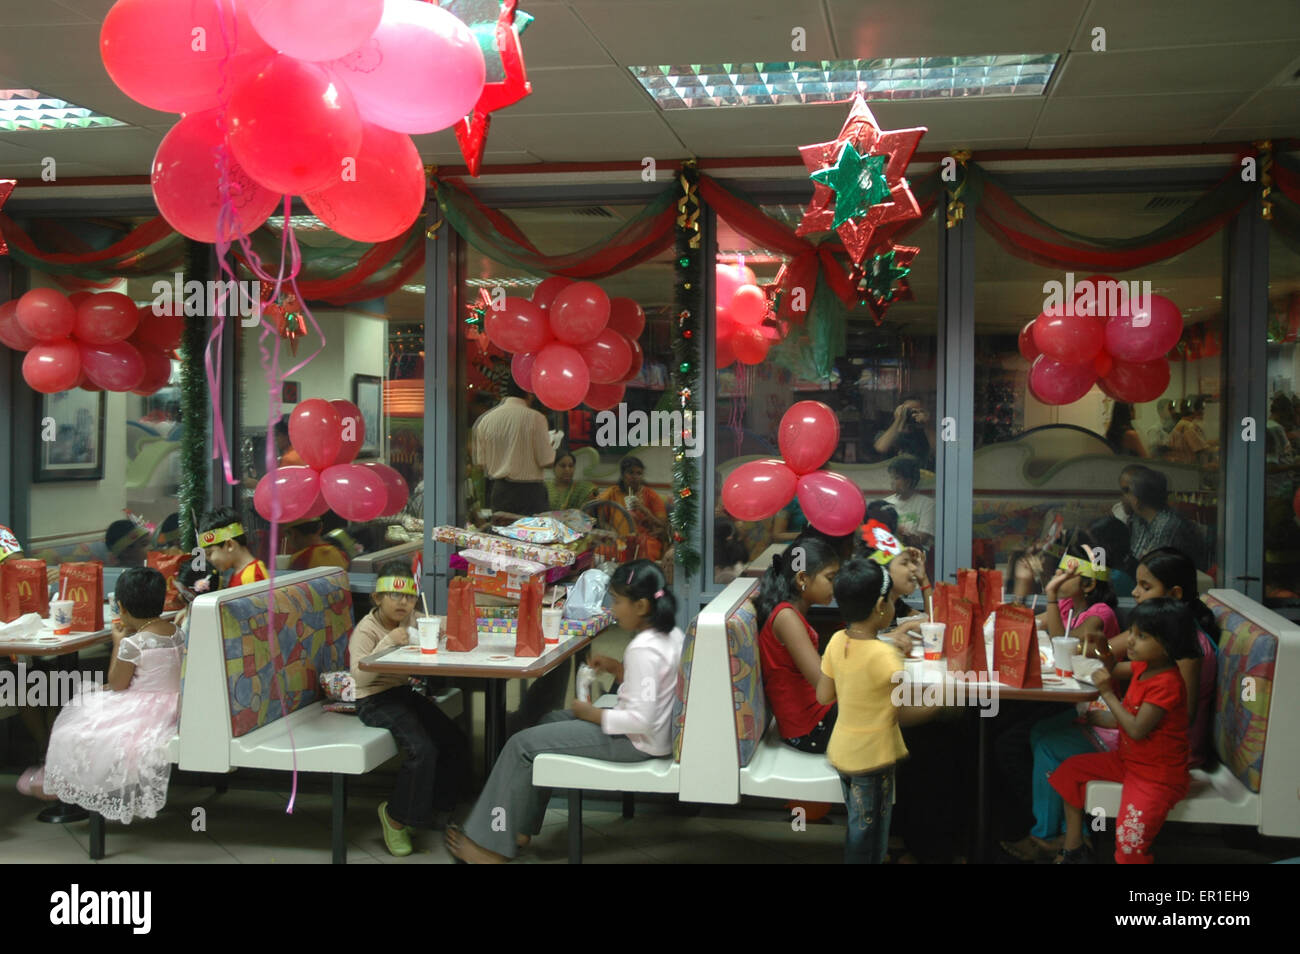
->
[197,507,269,588]
[105,519,152,567]
[285,517,350,572]
[350,560,470,857]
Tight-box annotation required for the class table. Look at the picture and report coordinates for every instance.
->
[360,631,593,764]
[743,543,785,578]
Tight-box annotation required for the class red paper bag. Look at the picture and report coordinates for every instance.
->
[943,595,976,673]
[991,602,1040,688]
[444,577,479,652]
[1,559,49,622]
[515,578,545,658]
[976,568,1003,632]
[956,568,980,613]
[58,561,104,633]
[147,551,187,612]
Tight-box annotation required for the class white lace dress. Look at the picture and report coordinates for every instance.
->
[44,626,184,824]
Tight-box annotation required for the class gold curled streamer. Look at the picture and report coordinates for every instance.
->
[1255,140,1273,221]
[946,150,971,229]
[677,160,701,248]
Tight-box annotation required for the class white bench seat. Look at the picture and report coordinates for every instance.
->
[1087,762,1259,828]
[740,725,844,803]
[534,755,678,793]
[229,703,398,774]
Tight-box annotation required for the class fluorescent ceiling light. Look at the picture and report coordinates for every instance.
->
[464,277,544,288]
[0,89,126,131]
[630,55,1058,109]
[264,214,329,231]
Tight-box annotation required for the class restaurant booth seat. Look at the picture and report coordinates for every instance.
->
[1085,589,1300,842]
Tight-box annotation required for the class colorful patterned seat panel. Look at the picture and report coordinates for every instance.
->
[670,619,697,762]
[1206,595,1277,794]
[217,576,353,738]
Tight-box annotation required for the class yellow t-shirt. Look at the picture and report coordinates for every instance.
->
[820,630,909,775]
[227,560,270,588]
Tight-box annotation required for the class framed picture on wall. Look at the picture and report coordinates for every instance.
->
[352,374,382,459]
[34,389,107,482]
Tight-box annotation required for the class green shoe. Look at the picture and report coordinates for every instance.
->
[378,802,412,857]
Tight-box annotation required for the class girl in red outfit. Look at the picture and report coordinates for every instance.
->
[1050,598,1196,864]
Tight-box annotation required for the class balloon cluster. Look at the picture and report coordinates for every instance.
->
[484,278,646,412]
[254,398,408,524]
[0,289,177,395]
[716,263,779,369]
[103,0,487,243]
[1020,275,1183,406]
[722,401,864,536]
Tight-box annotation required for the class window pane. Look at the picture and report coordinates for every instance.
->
[1265,228,1300,613]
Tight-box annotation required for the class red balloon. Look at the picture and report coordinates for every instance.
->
[254,466,322,523]
[511,351,537,392]
[16,289,76,343]
[131,348,174,395]
[1017,320,1040,362]
[531,276,573,312]
[578,329,633,385]
[79,341,145,392]
[74,292,140,345]
[716,333,737,369]
[305,123,425,242]
[532,343,590,411]
[329,399,365,466]
[289,398,343,470]
[607,298,646,339]
[1100,358,1170,404]
[320,463,387,522]
[1092,351,1114,378]
[485,297,552,353]
[131,307,184,352]
[228,55,363,195]
[730,285,768,327]
[359,461,409,516]
[796,470,865,537]
[0,300,39,351]
[22,341,81,393]
[722,459,798,522]
[1032,311,1105,365]
[1069,274,1122,318]
[779,401,841,475]
[1104,294,1183,363]
[732,326,769,365]
[621,337,644,383]
[550,282,610,344]
[583,382,625,411]
[247,0,384,62]
[715,263,756,311]
[1027,355,1096,406]
[302,490,331,520]
[68,292,94,306]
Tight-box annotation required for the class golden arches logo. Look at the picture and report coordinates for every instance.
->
[66,586,90,604]
[17,580,33,598]
[951,623,966,651]
[999,630,1020,655]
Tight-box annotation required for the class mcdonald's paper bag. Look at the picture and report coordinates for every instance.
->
[942,595,976,673]
[1,559,49,623]
[444,577,479,652]
[976,568,1003,631]
[991,602,1040,688]
[58,561,104,633]
[514,578,545,658]
[956,568,980,613]
[147,551,187,612]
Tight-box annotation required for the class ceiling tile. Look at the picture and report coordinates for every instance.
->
[1033,92,1248,136]
[1052,45,1299,98]
[47,0,115,21]
[826,0,1086,57]
[6,161,116,181]
[1071,0,1300,48]
[1217,88,1300,127]
[513,1,615,69]
[509,66,653,115]
[28,83,171,127]
[1211,124,1300,143]
[0,3,86,26]
[0,23,111,85]
[1028,131,1225,148]
[490,110,684,161]
[4,126,162,176]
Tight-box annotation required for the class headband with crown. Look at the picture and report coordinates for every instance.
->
[110,524,151,556]
[199,522,245,548]
[1058,552,1109,581]
[376,575,416,595]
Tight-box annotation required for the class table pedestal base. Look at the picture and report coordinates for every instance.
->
[37,800,88,824]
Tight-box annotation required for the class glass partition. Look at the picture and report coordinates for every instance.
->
[1264,226,1300,612]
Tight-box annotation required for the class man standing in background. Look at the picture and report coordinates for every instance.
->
[471,379,560,516]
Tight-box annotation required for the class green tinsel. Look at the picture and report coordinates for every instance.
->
[670,163,702,579]
[178,242,208,555]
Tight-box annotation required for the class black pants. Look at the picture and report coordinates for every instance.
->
[990,700,1072,841]
[893,717,976,862]
[489,479,548,516]
[357,685,471,828]
[782,705,839,754]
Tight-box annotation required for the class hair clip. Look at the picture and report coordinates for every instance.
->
[654,589,665,599]
[627,569,634,585]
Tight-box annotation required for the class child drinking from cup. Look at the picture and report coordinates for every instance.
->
[197,507,269,588]
[350,560,470,857]
[1050,598,1195,864]
[446,560,683,863]
[1038,542,1120,645]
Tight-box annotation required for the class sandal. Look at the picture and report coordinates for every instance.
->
[1053,842,1093,865]
[378,801,413,858]
[1000,836,1054,863]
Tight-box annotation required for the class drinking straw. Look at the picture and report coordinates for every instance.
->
[421,591,430,618]
[1031,594,1038,613]
[1064,606,1076,637]
[928,591,934,622]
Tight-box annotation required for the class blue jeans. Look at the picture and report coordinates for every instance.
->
[840,765,895,864]
[1029,709,1104,840]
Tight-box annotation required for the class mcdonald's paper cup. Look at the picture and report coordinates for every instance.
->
[417,616,442,654]
[1052,637,1080,676]
[920,621,945,661]
[50,600,75,635]
[541,607,563,644]
[108,596,121,624]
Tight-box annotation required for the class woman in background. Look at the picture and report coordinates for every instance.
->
[1105,403,1148,458]
[546,449,597,511]
[597,456,668,561]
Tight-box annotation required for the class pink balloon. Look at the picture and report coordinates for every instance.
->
[329,399,365,466]
[320,463,387,522]
[1032,310,1105,365]
[716,333,736,369]
[79,341,145,392]
[779,401,841,475]
[1018,320,1040,362]
[722,459,798,522]
[1104,294,1183,363]
[583,382,625,411]
[0,300,38,351]
[247,0,384,61]
[607,298,646,339]
[532,343,590,411]
[289,398,343,470]
[485,297,552,353]
[16,289,76,343]
[578,329,633,384]
[254,466,322,523]
[131,349,174,396]
[796,471,866,537]
[730,285,768,327]
[1069,274,1123,318]
[100,0,271,113]
[228,55,363,195]
[131,308,183,352]
[511,351,538,392]
[532,277,573,312]
[550,282,610,344]
[1101,358,1171,404]
[330,0,485,134]
[74,292,139,345]
[621,337,644,383]
[22,341,81,394]
[305,123,425,242]
[360,461,410,516]
[302,490,331,520]
[732,326,769,365]
[152,110,282,243]
[1027,355,1097,406]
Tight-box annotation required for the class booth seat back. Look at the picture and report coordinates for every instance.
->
[178,568,352,773]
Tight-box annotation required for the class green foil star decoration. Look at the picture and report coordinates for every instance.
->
[854,244,919,324]
[810,143,891,230]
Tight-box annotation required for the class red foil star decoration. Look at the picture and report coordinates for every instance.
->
[0,179,14,255]
[264,293,306,356]
[797,96,926,266]
[851,243,918,325]
[453,0,533,176]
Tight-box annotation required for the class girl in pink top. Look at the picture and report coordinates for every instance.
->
[1037,543,1121,644]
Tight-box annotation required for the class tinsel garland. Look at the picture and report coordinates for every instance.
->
[669,162,702,578]
[178,242,208,555]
